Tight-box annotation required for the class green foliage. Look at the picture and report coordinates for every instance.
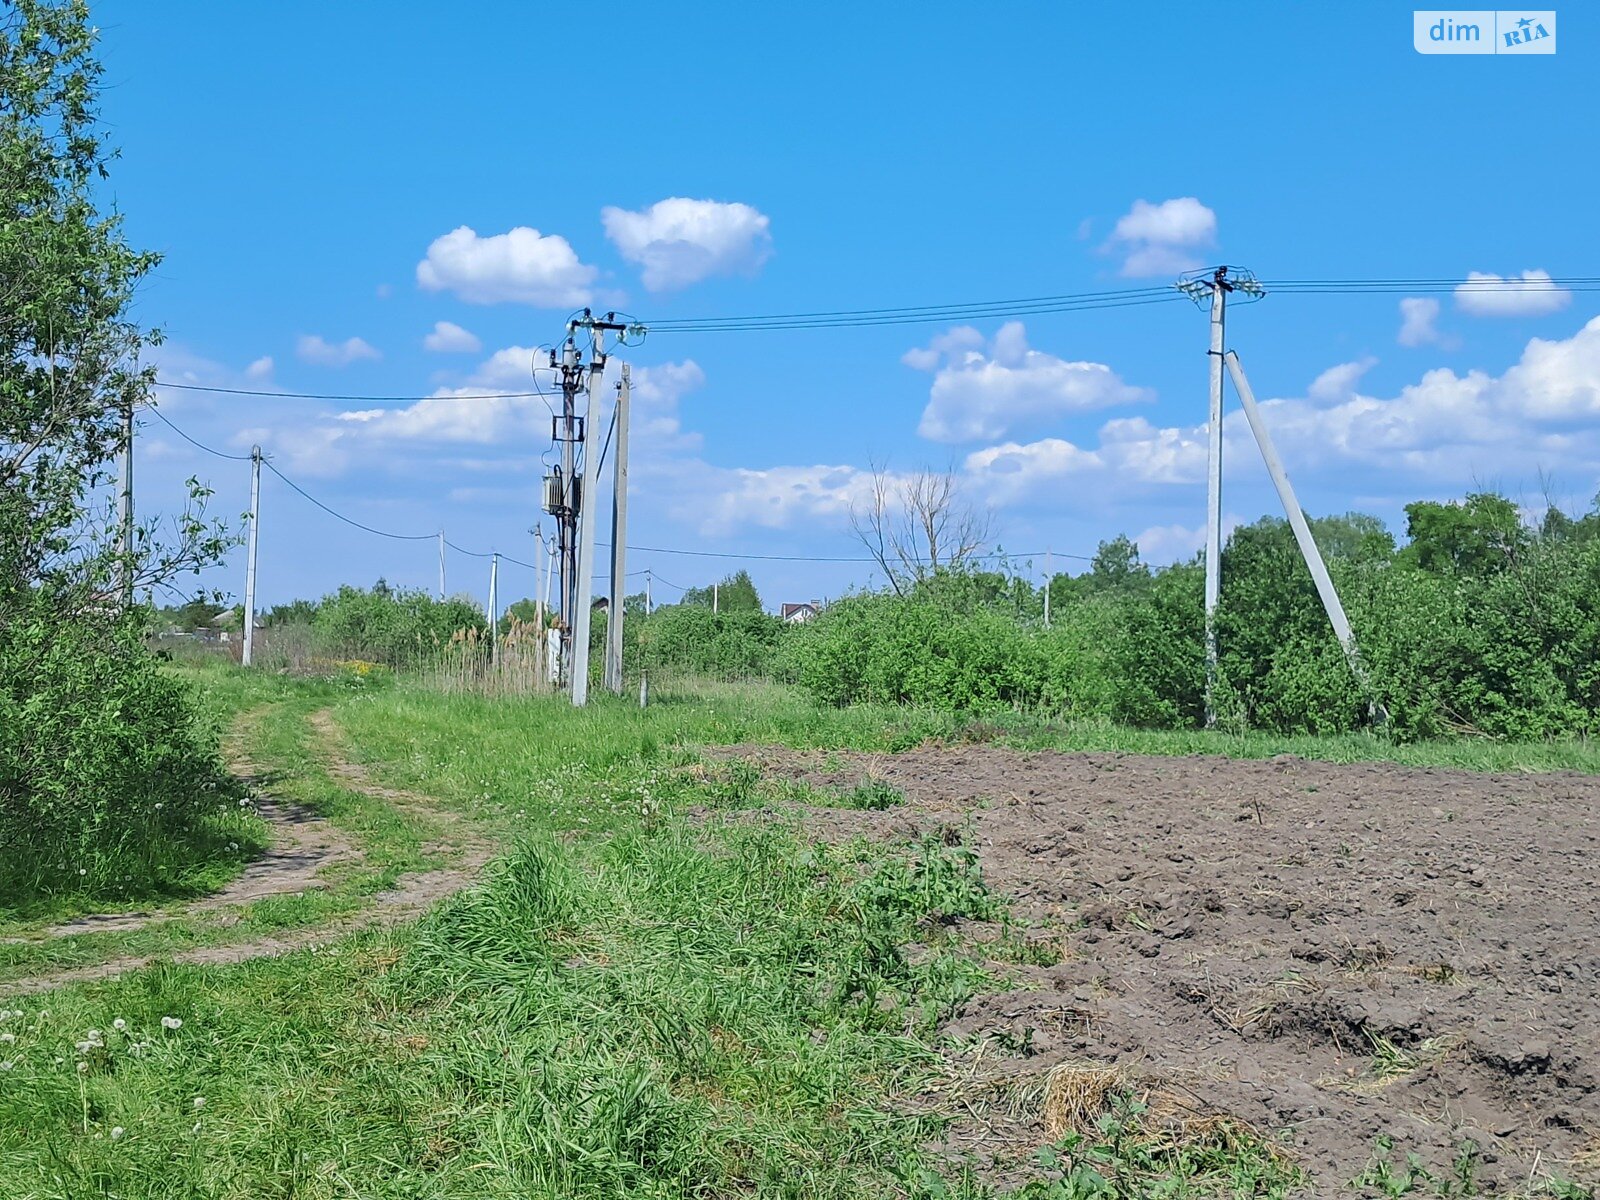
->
[680,568,763,613]
[635,603,788,678]
[0,598,257,910]
[0,2,240,909]
[261,597,318,627]
[311,584,487,665]
[781,498,1600,742]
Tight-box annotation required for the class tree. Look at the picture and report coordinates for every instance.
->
[1,0,230,629]
[1403,493,1527,577]
[849,464,992,596]
[681,570,763,613]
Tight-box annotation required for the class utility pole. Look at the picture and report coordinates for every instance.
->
[488,552,499,669]
[713,581,719,615]
[242,446,262,667]
[117,399,135,609]
[1043,549,1051,629]
[569,318,621,706]
[437,530,446,600]
[555,337,580,685]
[645,568,652,616]
[604,364,631,693]
[1203,267,1230,727]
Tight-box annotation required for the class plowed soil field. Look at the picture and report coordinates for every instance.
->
[722,744,1600,1193]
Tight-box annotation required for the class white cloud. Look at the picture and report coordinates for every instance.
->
[601,197,772,291]
[1455,270,1572,318]
[244,356,274,380]
[1398,297,1444,347]
[422,321,482,354]
[1107,197,1217,278]
[910,321,1151,443]
[416,225,597,306]
[695,464,878,536]
[296,335,381,367]
[963,438,1103,505]
[1131,515,1245,565]
[323,347,708,457]
[1308,356,1377,402]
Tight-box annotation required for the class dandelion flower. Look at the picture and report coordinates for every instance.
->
[160,1016,182,1031]
[112,1018,126,1032]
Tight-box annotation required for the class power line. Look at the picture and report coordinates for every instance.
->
[145,404,253,460]
[262,460,436,542]
[155,381,556,403]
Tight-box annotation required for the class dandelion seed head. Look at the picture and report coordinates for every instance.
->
[111,1127,125,1139]
[160,1016,182,1030]
[112,1018,126,1032]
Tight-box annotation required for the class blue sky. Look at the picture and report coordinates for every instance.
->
[99,3,1598,612]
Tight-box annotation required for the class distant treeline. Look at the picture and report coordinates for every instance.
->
[251,493,1600,742]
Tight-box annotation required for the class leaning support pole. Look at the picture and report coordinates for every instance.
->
[1223,350,1376,709]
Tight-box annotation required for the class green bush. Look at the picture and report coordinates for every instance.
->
[780,499,1600,741]
[312,584,487,666]
[634,605,789,679]
[0,603,253,908]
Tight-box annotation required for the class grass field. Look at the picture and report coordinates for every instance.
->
[1,666,1595,1198]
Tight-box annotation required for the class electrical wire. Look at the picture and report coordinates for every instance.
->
[156,380,561,402]
[145,404,254,460]
[262,460,435,542]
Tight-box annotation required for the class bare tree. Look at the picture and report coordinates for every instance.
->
[849,462,992,595]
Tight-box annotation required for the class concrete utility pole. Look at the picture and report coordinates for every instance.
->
[604,364,631,693]
[713,582,719,615]
[1224,350,1375,708]
[1204,267,1229,728]
[117,399,135,608]
[645,568,652,615]
[488,552,499,669]
[556,338,580,684]
[242,446,262,667]
[437,530,446,600]
[569,328,606,705]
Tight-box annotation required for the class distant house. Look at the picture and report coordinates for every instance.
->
[780,602,821,624]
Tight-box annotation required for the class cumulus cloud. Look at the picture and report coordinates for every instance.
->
[416,225,597,306]
[963,438,1104,505]
[909,321,1151,443]
[1131,516,1245,565]
[1398,297,1444,347]
[244,356,274,380]
[328,347,708,456]
[601,197,772,290]
[1106,197,1217,277]
[695,464,879,536]
[1455,270,1572,317]
[1308,357,1377,402]
[295,335,381,367]
[422,321,482,354]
